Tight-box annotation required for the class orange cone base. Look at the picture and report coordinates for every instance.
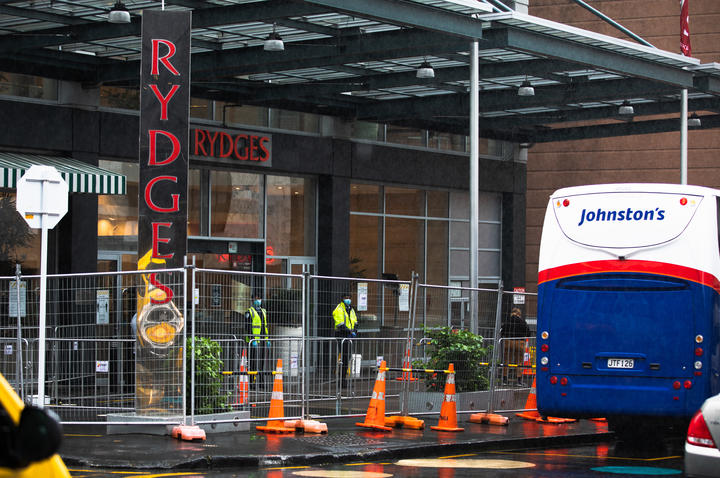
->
[516,410,541,421]
[256,423,296,433]
[284,419,328,434]
[385,415,425,429]
[469,413,509,426]
[171,425,206,441]
[356,421,393,431]
[430,424,464,432]
[536,416,577,424]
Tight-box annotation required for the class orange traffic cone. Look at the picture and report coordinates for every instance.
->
[256,359,295,433]
[235,348,248,407]
[516,376,541,420]
[356,361,392,431]
[516,376,576,424]
[430,363,464,432]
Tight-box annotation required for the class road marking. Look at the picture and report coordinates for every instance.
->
[265,466,310,470]
[489,451,682,461]
[396,458,535,469]
[591,466,681,475]
[293,471,392,477]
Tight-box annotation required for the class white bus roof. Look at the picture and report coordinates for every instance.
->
[550,183,720,198]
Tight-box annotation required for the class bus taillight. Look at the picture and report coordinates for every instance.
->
[541,344,549,352]
[673,381,682,389]
[695,347,703,356]
[550,376,558,385]
[684,380,693,389]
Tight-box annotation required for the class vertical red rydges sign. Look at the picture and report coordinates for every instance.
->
[138,10,191,300]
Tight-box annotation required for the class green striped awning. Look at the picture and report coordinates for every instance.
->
[0,153,126,194]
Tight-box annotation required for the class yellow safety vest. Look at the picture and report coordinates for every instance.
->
[332,303,357,331]
[246,307,269,342]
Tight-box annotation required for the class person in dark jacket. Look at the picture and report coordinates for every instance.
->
[500,307,531,386]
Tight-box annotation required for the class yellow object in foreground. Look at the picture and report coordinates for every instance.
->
[0,373,70,477]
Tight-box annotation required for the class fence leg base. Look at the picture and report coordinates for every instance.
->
[171,425,206,441]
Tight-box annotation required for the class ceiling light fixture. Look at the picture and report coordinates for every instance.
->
[618,100,634,116]
[108,0,131,24]
[416,58,435,79]
[264,25,284,51]
[688,112,702,128]
[517,78,535,97]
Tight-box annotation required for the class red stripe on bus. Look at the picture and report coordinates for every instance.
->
[538,260,720,293]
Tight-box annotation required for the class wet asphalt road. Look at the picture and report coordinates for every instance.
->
[67,438,687,478]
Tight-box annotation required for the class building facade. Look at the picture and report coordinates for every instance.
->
[0,78,526,299]
[525,0,720,292]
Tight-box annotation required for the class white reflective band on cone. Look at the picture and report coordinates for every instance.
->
[445,394,456,402]
[271,391,283,401]
[447,374,455,384]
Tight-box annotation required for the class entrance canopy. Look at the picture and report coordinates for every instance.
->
[0,1,719,142]
[0,153,127,194]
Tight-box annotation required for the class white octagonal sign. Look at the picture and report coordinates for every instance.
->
[16,165,69,229]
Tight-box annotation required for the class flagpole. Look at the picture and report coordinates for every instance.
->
[680,0,691,185]
[681,88,688,185]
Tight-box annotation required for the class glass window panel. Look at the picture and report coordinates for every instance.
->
[478,250,500,278]
[384,218,423,281]
[99,86,139,110]
[450,221,469,248]
[190,97,212,119]
[210,171,263,238]
[188,169,201,236]
[0,72,57,100]
[426,220,447,285]
[352,121,384,141]
[266,176,316,257]
[385,187,424,216]
[427,190,448,218]
[217,102,268,127]
[350,184,381,213]
[450,249,469,278]
[428,131,467,152]
[350,215,381,279]
[478,223,501,249]
[386,125,425,147]
[269,109,320,133]
[449,191,468,219]
[98,160,139,238]
[479,192,502,221]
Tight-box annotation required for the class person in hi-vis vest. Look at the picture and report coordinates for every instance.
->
[245,293,270,390]
[333,292,357,387]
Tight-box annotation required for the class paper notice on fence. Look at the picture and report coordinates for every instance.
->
[357,283,368,311]
[96,361,109,373]
[8,281,26,318]
[399,283,409,311]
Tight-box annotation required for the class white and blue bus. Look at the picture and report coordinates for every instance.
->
[537,183,720,434]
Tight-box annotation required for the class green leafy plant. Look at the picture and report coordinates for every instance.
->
[413,327,491,393]
[186,336,230,415]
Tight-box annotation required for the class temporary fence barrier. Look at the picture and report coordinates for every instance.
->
[0,265,538,432]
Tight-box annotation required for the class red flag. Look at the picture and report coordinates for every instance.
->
[680,0,691,56]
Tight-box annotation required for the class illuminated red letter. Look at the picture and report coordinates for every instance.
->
[148,273,174,304]
[144,176,180,213]
[148,130,180,165]
[149,84,180,120]
[151,222,173,259]
[151,39,180,76]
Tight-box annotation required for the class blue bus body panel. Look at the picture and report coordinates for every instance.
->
[536,272,718,419]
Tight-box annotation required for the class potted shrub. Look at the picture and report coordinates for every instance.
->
[186,336,230,415]
[413,327,491,393]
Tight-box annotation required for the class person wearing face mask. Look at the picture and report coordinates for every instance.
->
[245,293,270,391]
[332,292,357,388]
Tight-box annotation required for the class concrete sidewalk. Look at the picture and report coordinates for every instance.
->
[59,415,612,470]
